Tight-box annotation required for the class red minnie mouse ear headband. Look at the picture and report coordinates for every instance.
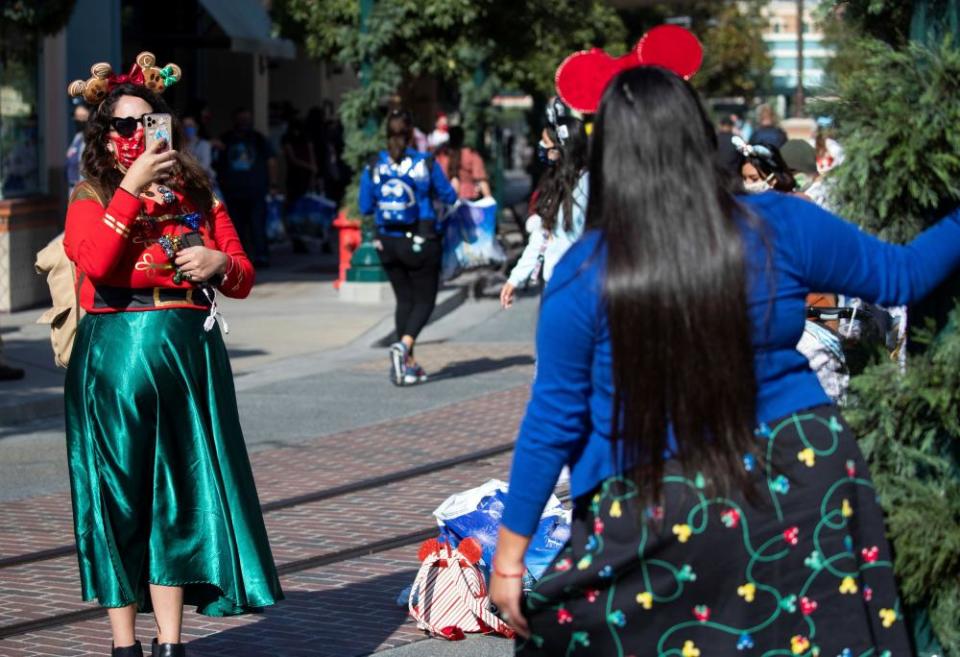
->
[555,25,704,115]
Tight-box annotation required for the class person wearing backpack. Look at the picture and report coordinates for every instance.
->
[359,108,458,386]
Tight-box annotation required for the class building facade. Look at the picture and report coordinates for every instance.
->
[0,0,356,311]
[761,0,833,106]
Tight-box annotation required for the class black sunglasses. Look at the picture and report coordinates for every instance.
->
[109,116,145,138]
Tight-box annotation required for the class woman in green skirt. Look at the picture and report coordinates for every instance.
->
[63,55,282,657]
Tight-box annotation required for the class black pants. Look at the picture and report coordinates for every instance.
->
[377,232,441,343]
[223,194,268,261]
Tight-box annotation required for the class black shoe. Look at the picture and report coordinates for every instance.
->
[112,640,144,657]
[151,639,186,657]
[0,364,24,381]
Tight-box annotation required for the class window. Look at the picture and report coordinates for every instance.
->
[773,57,797,70]
[0,28,41,199]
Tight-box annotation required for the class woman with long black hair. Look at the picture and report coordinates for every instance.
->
[359,109,458,386]
[500,98,589,308]
[490,65,960,654]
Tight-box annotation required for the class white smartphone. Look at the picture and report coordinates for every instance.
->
[143,113,173,150]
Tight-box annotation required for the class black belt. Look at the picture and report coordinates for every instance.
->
[92,286,211,311]
[377,219,439,240]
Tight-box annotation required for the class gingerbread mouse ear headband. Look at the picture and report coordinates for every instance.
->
[68,51,182,105]
[555,25,704,115]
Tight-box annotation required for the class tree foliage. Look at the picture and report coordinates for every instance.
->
[820,14,960,652]
[0,0,77,35]
[616,0,773,99]
[845,313,960,653]
[277,0,625,177]
[694,0,773,98]
[828,0,917,45]
[820,38,960,242]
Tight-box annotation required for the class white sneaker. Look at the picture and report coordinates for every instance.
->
[402,364,428,386]
[389,342,407,386]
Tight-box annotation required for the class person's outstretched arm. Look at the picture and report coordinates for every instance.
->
[783,196,960,305]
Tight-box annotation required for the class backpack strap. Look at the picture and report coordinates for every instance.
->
[69,180,106,207]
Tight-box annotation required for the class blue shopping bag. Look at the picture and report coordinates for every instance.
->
[441,198,506,281]
[265,193,286,243]
[433,479,570,582]
[287,192,337,236]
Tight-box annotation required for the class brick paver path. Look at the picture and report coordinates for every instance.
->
[0,362,533,657]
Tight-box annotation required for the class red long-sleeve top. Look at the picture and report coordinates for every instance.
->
[64,181,255,313]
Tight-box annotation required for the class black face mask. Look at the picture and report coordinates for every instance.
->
[537,141,559,166]
[74,120,86,133]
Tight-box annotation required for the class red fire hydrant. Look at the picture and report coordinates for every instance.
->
[333,210,362,289]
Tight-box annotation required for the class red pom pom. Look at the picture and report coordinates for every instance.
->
[418,539,440,562]
[457,537,483,565]
[440,626,466,641]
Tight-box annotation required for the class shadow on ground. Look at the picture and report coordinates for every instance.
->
[227,348,270,360]
[186,570,420,657]
[428,355,534,382]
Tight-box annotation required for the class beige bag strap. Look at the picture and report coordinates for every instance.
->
[74,265,83,336]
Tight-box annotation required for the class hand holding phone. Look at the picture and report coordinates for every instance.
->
[175,237,228,284]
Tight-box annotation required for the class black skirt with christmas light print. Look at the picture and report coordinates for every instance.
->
[516,406,912,657]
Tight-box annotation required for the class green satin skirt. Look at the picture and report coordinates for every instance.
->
[65,309,283,615]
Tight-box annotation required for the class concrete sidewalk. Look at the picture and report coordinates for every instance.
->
[0,242,466,427]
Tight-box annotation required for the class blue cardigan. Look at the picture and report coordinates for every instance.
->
[503,191,960,536]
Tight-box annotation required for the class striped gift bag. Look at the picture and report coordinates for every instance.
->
[408,538,515,640]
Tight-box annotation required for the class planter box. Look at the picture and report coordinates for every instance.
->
[0,196,62,311]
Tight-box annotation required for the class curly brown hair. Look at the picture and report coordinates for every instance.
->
[81,83,215,212]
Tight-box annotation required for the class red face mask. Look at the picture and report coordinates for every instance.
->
[109,126,145,170]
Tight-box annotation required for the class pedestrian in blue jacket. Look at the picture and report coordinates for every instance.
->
[359,109,458,386]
